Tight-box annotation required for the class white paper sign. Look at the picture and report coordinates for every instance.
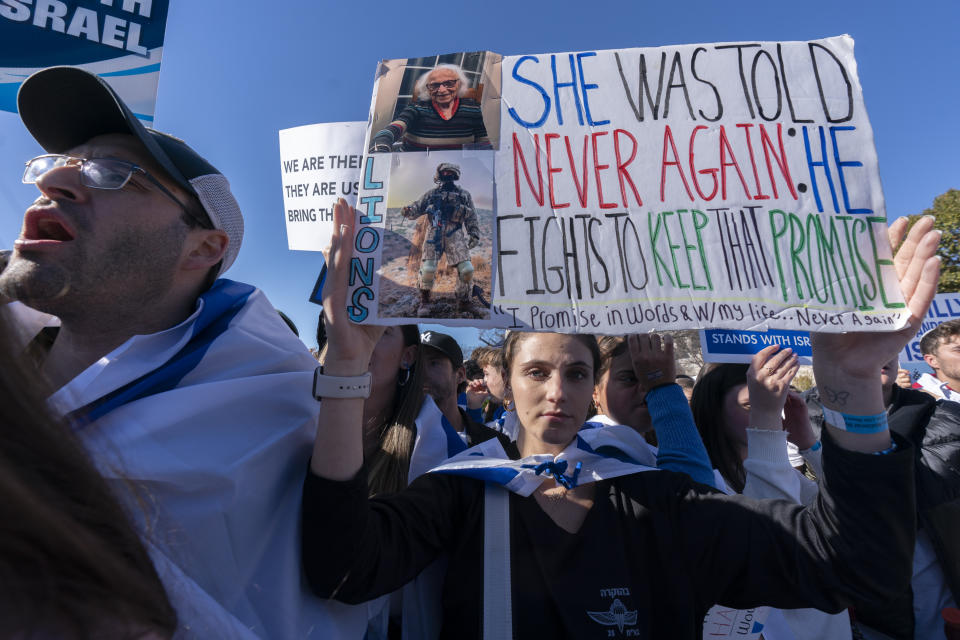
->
[492,35,904,334]
[278,121,365,251]
[703,606,771,639]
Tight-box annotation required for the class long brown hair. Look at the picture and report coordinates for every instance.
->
[690,363,749,493]
[0,314,177,637]
[366,325,426,496]
[595,335,627,381]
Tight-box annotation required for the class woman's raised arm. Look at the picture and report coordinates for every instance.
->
[310,198,385,480]
[811,216,941,452]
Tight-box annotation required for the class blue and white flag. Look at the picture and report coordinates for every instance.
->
[429,423,659,497]
[0,0,170,122]
[20,279,370,639]
[915,372,960,403]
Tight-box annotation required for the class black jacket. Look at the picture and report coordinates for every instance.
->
[854,387,960,639]
[303,433,915,639]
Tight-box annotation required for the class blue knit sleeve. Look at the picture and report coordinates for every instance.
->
[464,406,484,424]
[646,383,718,488]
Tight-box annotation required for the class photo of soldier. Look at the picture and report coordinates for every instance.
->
[377,152,494,321]
[403,163,480,316]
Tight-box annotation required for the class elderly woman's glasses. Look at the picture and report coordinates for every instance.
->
[426,79,458,92]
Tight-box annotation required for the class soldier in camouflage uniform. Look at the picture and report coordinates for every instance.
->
[402,163,480,317]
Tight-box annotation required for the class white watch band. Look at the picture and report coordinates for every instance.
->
[312,366,371,399]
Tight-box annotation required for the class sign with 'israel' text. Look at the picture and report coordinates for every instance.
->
[0,0,170,123]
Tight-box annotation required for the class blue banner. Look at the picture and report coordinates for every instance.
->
[0,0,169,121]
[700,329,813,364]
[899,292,960,375]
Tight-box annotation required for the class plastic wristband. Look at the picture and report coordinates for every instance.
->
[312,366,371,399]
[803,440,822,452]
[820,407,888,434]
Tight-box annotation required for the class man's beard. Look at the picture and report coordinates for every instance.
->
[0,254,72,307]
[0,219,187,321]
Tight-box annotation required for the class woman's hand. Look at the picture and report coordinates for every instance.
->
[746,345,799,430]
[311,199,383,480]
[811,216,940,452]
[627,333,676,392]
[811,217,940,387]
[321,198,385,376]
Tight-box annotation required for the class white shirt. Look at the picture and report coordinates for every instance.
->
[705,429,851,640]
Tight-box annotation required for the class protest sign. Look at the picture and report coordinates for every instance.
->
[699,292,960,372]
[700,329,812,364]
[351,51,502,326]
[348,36,907,334]
[0,0,170,123]
[278,121,365,251]
[899,292,960,377]
[703,606,770,639]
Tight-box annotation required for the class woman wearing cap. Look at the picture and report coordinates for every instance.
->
[371,64,490,152]
[303,199,938,638]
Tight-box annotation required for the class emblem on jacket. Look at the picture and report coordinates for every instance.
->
[586,597,638,633]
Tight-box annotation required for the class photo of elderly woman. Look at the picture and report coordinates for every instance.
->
[367,51,501,152]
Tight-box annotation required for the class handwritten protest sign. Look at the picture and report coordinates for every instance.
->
[0,0,170,123]
[700,329,812,364]
[347,36,908,334]
[278,122,365,251]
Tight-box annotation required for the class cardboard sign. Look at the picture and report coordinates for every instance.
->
[349,51,502,326]
[347,36,907,333]
[278,121,366,251]
[0,0,170,123]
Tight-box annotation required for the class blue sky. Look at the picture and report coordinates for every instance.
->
[1,0,957,353]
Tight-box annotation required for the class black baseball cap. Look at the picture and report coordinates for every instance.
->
[16,66,244,274]
[420,330,464,368]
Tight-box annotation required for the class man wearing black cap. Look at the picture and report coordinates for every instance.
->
[0,68,356,638]
[420,330,503,448]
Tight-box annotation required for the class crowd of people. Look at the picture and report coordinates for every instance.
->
[1,64,958,640]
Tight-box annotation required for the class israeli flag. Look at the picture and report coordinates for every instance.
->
[429,423,660,496]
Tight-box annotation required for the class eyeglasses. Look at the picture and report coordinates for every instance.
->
[426,79,458,92]
[23,154,210,228]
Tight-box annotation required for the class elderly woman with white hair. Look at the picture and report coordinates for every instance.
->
[372,63,490,152]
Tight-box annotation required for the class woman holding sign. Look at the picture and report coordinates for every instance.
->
[304,198,938,639]
[691,350,852,640]
[590,333,718,488]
